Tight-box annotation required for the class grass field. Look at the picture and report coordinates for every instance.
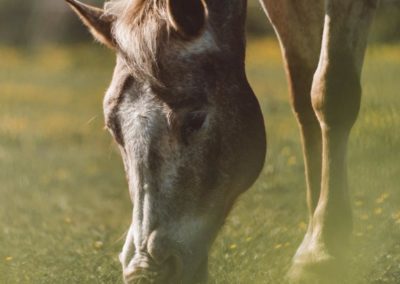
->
[0,39,399,283]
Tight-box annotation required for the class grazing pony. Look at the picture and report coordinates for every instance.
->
[66,0,378,283]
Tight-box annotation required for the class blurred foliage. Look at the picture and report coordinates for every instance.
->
[0,0,399,46]
[369,0,400,42]
[0,0,103,45]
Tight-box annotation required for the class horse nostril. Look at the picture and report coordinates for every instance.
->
[145,231,182,280]
[124,267,158,284]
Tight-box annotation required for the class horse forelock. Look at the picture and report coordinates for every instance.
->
[104,0,170,85]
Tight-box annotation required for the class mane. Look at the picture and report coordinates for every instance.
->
[104,0,170,84]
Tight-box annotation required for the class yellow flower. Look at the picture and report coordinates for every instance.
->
[374,208,383,215]
[376,193,390,204]
[94,241,104,249]
[391,211,400,220]
[229,244,237,250]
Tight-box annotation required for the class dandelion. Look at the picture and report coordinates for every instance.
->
[274,244,282,249]
[376,193,390,204]
[229,244,237,250]
[5,256,12,262]
[374,208,383,215]
[94,241,104,249]
[391,211,400,221]
[64,217,72,224]
[245,237,252,242]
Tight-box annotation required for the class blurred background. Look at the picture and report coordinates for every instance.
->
[0,0,400,45]
[0,1,399,283]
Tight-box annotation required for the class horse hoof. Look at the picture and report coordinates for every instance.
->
[287,247,347,284]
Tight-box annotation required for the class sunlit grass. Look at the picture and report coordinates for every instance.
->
[0,40,399,283]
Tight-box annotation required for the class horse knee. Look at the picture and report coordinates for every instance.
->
[311,55,362,132]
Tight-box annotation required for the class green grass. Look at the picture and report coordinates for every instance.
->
[0,40,399,283]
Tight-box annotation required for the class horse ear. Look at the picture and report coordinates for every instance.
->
[66,0,115,48]
[167,0,208,38]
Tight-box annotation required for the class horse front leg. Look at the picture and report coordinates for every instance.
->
[260,0,326,279]
[289,1,378,282]
[261,0,324,241]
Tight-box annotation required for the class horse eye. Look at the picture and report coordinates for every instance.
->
[182,111,207,137]
[105,115,125,146]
